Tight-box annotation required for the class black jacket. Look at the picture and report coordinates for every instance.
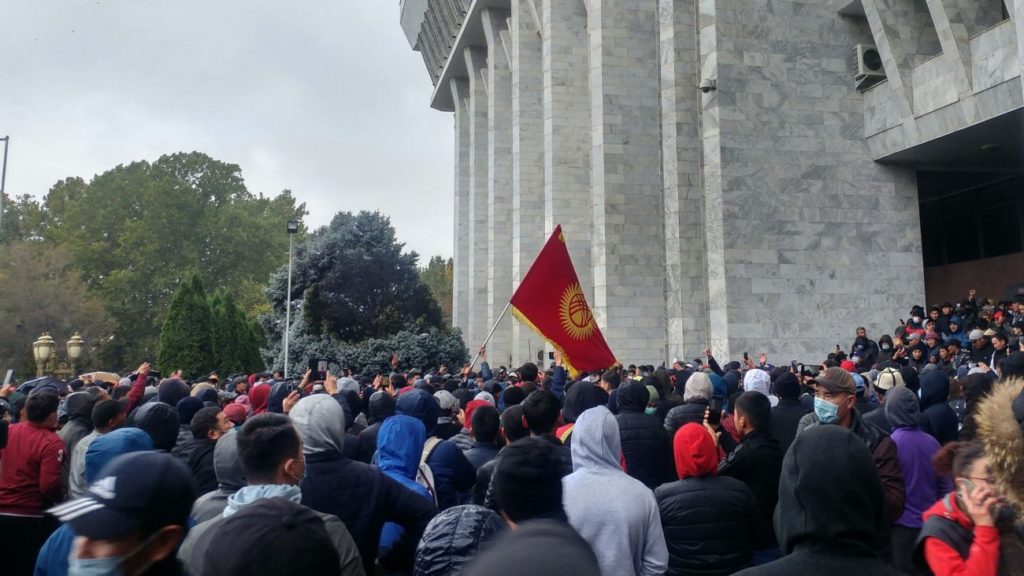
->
[355,422,383,464]
[919,371,959,445]
[769,398,809,454]
[733,426,902,576]
[174,437,217,495]
[414,505,506,576]
[655,476,757,576]
[464,441,500,470]
[616,381,674,488]
[664,399,710,436]
[718,430,783,549]
[301,453,438,574]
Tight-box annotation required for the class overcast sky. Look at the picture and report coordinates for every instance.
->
[0,1,455,258]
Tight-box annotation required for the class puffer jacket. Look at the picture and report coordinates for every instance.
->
[413,505,506,576]
[919,371,959,445]
[663,399,710,437]
[190,429,246,523]
[396,389,476,510]
[656,423,756,576]
[290,394,438,574]
[615,380,674,488]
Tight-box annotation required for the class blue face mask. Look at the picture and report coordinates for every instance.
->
[68,530,159,576]
[814,396,840,424]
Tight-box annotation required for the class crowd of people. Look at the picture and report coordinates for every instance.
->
[0,291,1023,576]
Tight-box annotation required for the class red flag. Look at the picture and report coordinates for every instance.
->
[510,225,617,375]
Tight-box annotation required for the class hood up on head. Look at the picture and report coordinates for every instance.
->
[396,388,440,436]
[743,369,778,406]
[65,392,97,424]
[616,380,650,414]
[464,400,490,432]
[884,386,921,429]
[900,366,920,393]
[213,428,246,492]
[290,394,346,456]
[570,405,621,473]
[157,378,190,406]
[918,370,950,411]
[376,415,426,480]
[974,377,1024,514]
[683,372,712,402]
[562,381,609,423]
[673,423,719,479]
[84,428,154,485]
[367,391,396,425]
[775,425,886,557]
[249,385,270,414]
[129,401,180,451]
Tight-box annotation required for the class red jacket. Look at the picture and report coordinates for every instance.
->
[922,492,1000,576]
[0,422,66,515]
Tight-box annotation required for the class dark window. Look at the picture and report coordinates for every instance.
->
[919,173,1023,267]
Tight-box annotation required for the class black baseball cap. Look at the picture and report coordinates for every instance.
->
[49,451,196,540]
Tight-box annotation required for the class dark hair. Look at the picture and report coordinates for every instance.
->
[494,437,565,523]
[472,405,501,444]
[521,390,561,435]
[91,399,124,429]
[600,371,621,390]
[518,363,539,383]
[519,381,537,397]
[26,391,59,423]
[237,413,300,482]
[500,385,526,408]
[734,391,771,432]
[500,404,530,442]
[191,406,223,439]
[934,440,986,477]
[391,374,407,390]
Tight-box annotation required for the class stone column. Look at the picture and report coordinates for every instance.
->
[511,0,546,366]
[588,0,667,365]
[449,78,471,335]
[542,0,592,302]
[464,46,490,351]
[482,9,514,366]
[659,0,707,361]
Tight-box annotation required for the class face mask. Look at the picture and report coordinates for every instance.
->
[881,344,892,351]
[912,316,922,324]
[287,457,306,484]
[814,396,840,424]
[69,530,160,576]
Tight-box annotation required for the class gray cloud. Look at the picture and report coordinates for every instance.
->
[0,0,454,258]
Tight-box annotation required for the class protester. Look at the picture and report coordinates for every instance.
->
[49,451,197,576]
[67,399,127,498]
[973,377,1024,517]
[461,520,600,576]
[563,405,669,576]
[172,406,232,495]
[57,391,97,459]
[127,401,180,451]
[189,428,246,523]
[797,367,906,522]
[472,404,529,507]
[919,370,960,445]
[375,414,434,557]
[493,436,567,524]
[35,427,153,576]
[355,390,396,463]
[179,412,364,576]
[414,505,506,576]
[656,423,756,576]
[0,391,64,576]
[171,396,204,453]
[290,394,436,574]
[615,379,674,488]
[768,372,809,454]
[396,388,476,510]
[664,372,713,436]
[718,391,784,561]
[463,404,501,470]
[520,389,573,476]
[884,386,949,572]
[862,367,904,434]
[916,441,1017,575]
[200,497,343,576]
[734,426,903,576]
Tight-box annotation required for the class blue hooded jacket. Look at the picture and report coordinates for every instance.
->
[34,428,153,576]
[376,415,432,552]
[396,389,475,510]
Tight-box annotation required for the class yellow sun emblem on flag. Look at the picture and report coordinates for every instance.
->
[559,283,596,341]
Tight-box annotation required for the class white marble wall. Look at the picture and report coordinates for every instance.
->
[450,79,471,336]
[464,47,490,352]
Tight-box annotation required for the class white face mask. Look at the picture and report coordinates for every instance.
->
[69,530,162,576]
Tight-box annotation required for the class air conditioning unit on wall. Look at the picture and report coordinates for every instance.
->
[853,44,885,92]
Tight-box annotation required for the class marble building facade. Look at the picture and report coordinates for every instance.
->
[400,0,1024,366]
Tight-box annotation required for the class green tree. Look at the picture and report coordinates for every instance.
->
[0,193,46,243]
[43,152,305,367]
[0,241,114,379]
[420,256,453,327]
[262,211,446,368]
[158,274,214,378]
[209,291,265,374]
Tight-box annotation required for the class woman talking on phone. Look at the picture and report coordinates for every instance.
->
[916,441,1009,576]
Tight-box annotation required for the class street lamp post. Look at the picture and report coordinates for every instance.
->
[32,333,55,377]
[0,136,9,237]
[284,220,299,378]
[66,333,85,376]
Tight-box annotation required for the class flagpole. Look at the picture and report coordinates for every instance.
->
[468,301,512,370]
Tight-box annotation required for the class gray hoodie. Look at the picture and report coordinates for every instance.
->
[884,386,921,429]
[190,429,246,523]
[290,394,346,456]
[562,405,668,576]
